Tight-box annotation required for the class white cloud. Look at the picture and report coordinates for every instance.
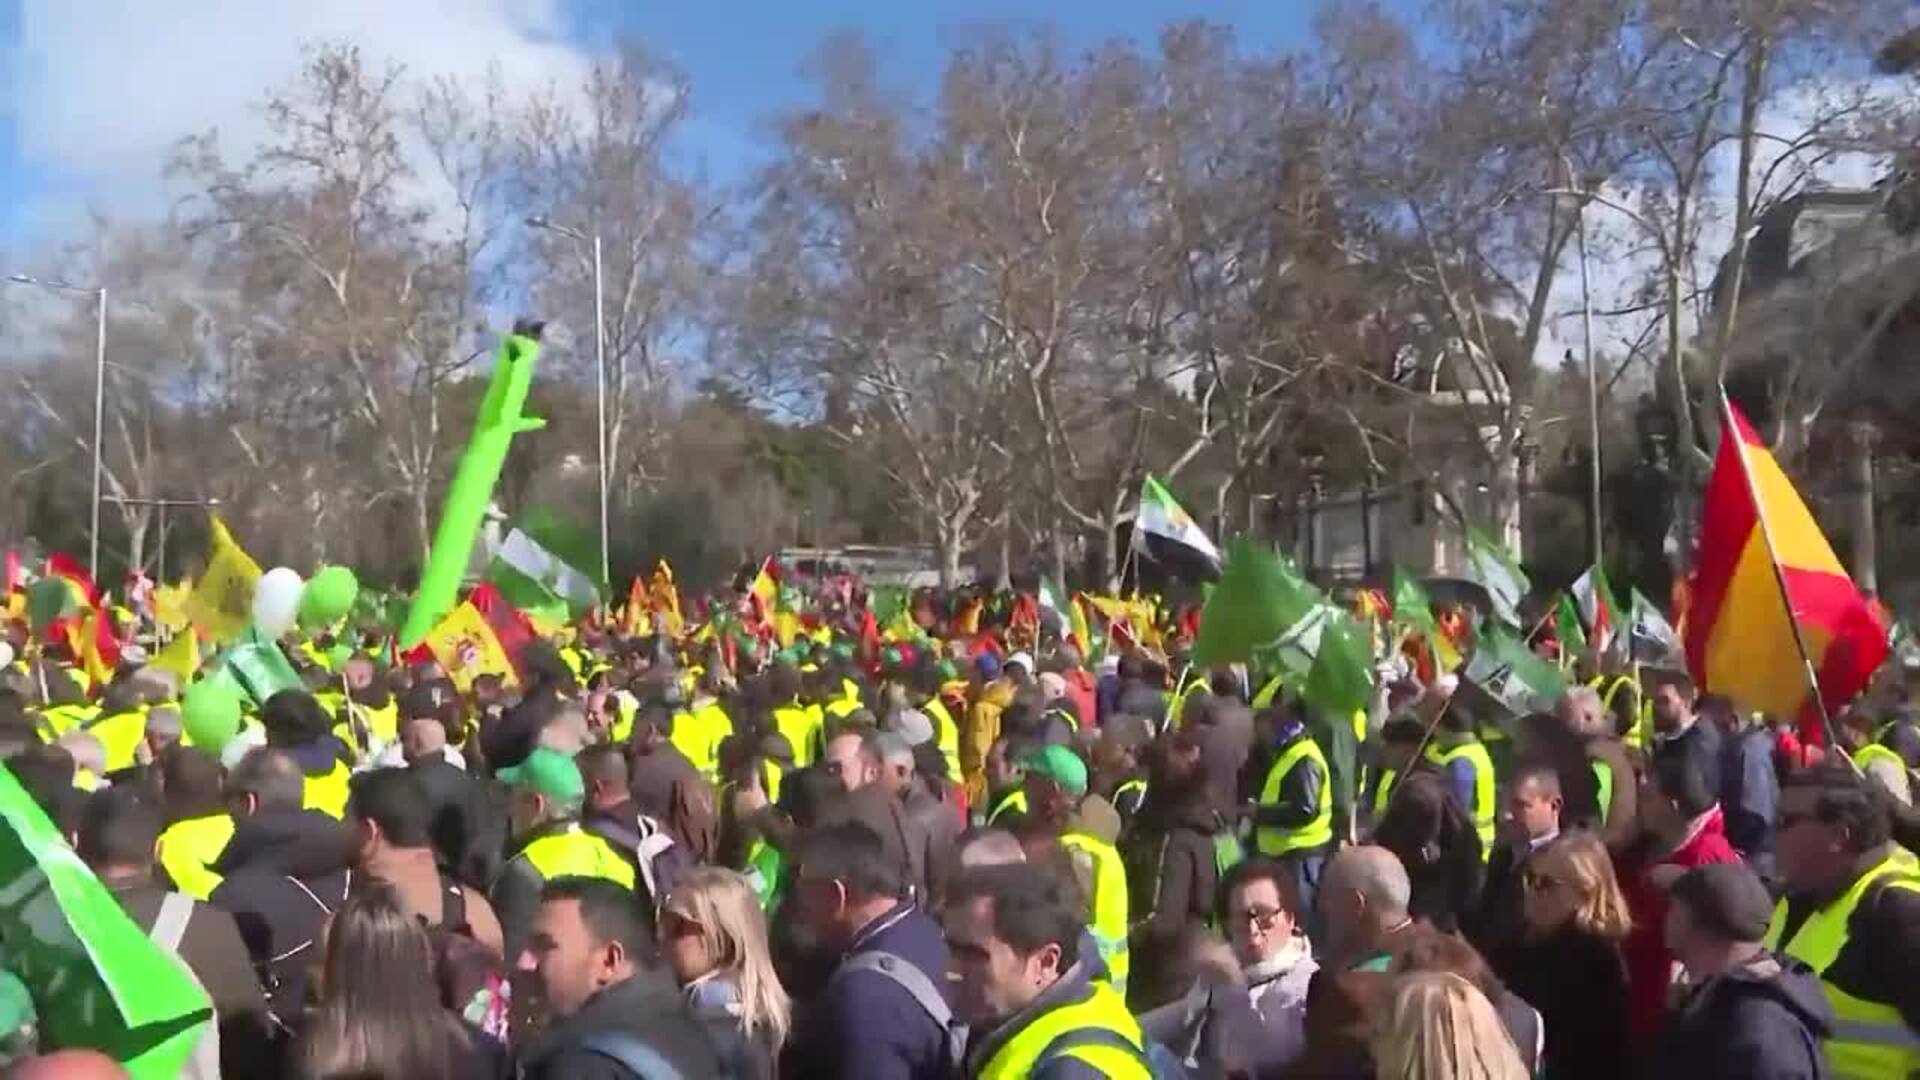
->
[5,0,598,241]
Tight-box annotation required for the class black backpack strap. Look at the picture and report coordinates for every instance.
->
[438,875,469,934]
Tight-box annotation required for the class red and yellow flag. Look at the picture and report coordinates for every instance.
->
[1686,398,1887,741]
[423,600,519,692]
[650,560,683,637]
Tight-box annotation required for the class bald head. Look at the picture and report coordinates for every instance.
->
[7,1050,130,1080]
[955,828,1027,869]
[1324,844,1411,921]
[1557,685,1606,737]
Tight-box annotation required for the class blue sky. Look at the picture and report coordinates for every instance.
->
[0,0,1339,246]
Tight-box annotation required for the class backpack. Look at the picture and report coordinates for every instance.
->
[586,811,693,909]
[430,881,512,1044]
[830,951,966,1073]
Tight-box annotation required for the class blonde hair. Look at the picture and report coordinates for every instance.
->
[1541,831,1633,939]
[1373,972,1530,1080]
[664,866,792,1049]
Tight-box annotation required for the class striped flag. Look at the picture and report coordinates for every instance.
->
[1685,396,1887,740]
[486,508,603,626]
[1134,474,1222,570]
[1571,566,1618,654]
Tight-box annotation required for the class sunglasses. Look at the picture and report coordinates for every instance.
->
[1522,871,1569,894]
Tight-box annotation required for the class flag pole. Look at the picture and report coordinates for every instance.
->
[1718,387,1854,770]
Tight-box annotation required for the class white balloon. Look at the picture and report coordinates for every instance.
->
[253,567,305,639]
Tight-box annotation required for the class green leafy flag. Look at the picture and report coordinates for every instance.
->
[1462,526,1530,626]
[0,765,212,1076]
[1468,625,1568,720]
[1302,613,1371,837]
[1629,589,1680,662]
[1190,539,1322,669]
[1390,569,1436,638]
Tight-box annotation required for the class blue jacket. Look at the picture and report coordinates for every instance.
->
[1719,725,1777,881]
[783,902,953,1080]
[1648,952,1830,1080]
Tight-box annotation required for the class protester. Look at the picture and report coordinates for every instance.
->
[1467,762,1562,953]
[1391,931,1542,1076]
[397,701,484,875]
[1369,971,1530,1080]
[1489,831,1633,1080]
[578,742,685,907]
[1767,764,1920,1077]
[1706,695,1778,883]
[1553,686,1636,848]
[1124,726,1233,975]
[1207,857,1317,1073]
[658,866,791,1079]
[1012,743,1132,990]
[211,746,356,1025]
[512,876,725,1078]
[346,767,506,957]
[945,863,1155,1079]
[1250,700,1333,916]
[1648,862,1830,1080]
[260,690,356,820]
[153,745,235,901]
[491,746,635,956]
[783,820,953,1080]
[1618,751,1741,1037]
[1370,744,1484,933]
[78,787,274,1077]
[1649,672,1721,801]
[624,701,720,865]
[1292,845,1445,1075]
[296,882,502,1080]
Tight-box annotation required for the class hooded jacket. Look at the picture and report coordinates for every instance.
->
[208,807,353,1023]
[517,967,727,1080]
[1648,952,1832,1080]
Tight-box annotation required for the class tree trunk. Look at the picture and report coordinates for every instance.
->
[994,529,1013,592]
[1101,524,1123,593]
[938,523,965,590]
[1849,422,1878,596]
[412,482,434,569]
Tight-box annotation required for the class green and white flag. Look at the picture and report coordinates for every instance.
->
[1134,474,1221,568]
[1462,526,1529,626]
[487,508,605,620]
[1629,588,1679,662]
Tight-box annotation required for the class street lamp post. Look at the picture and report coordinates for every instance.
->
[524,217,610,586]
[6,275,107,581]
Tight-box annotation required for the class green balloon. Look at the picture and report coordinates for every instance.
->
[300,565,360,628]
[181,679,242,754]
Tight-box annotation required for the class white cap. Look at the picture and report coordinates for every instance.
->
[1006,651,1035,675]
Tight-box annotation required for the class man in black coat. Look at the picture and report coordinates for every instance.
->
[209,746,354,1025]
[1650,862,1830,1080]
[515,877,731,1079]
[1467,763,1562,954]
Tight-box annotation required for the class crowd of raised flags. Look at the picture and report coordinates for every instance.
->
[0,395,1903,1073]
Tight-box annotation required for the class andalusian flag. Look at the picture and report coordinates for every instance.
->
[423,601,518,692]
[1571,565,1619,654]
[1462,526,1529,626]
[1630,589,1680,662]
[1555,594,1587,662]
[1134,474,1222,572]
[186,517,262,644]
[1686,396,1887,741]
[487,508,604,626]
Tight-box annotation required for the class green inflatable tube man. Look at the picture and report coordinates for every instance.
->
[400,320,546,647]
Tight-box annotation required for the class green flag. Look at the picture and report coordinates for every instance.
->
[215,627,304,706]
[1555,594,1588,659]
[1462,526,1530,626]
[488,507,606,620]
[1302,613,1370,837]
[1390,569,1436,637]
[1191,539,1320,669]
[0,765,212,1075]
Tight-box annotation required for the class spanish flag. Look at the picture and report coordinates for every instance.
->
[1685,396,1886,741]
[423,600,518,692]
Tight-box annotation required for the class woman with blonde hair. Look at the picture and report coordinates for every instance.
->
[659,865,791,1079]
[1490,830,1633,1080]
[1372,971,1530,1080]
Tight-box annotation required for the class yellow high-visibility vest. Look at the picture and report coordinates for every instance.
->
[157,813,236,901]
[1766,853,1920,1080]
[923,697,962,780]
[517,823,636,890]
[1256,737,1333,857]
[773,704,822,768]
[1060,832,1130,991]
[303,760,353,819]
[976,977,1151,1080]
[987,788,1027,826]
[1426,738,1496,857]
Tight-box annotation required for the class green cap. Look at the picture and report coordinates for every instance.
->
[496,747,584,804]
[1021,744,1088,798]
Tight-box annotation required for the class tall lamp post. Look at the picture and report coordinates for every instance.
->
[5,275,107,580]
[524,216,610,585]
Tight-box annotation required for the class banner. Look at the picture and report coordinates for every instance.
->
[185,517,262,644]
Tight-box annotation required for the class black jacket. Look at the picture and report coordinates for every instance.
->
[1125,793,1226,955]
[208,808,353,1024]
[1467,837,1549,955]
[1647,952,1830,1080]
[1372,769,1483,933]
[408,752,484,880]
[516,968,726,1080]
[1492,925,1633,1080]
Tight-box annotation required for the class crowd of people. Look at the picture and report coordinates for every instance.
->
[3,579,1920,1080]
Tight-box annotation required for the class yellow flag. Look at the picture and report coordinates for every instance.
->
[151,630,200,681]
[423,601,517,692]
[773,609,801,648]
[153,582,191,632]
[186,517,261,643]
